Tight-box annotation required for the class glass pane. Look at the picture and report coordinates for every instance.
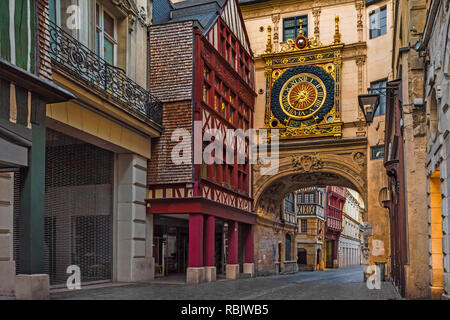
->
[284,29,296,41]
[104,38,114,64]
[96,4,100,26]
[49,0,57,24]
[284,19,295,28]
[104,12,115,37]
[95,31,100,56]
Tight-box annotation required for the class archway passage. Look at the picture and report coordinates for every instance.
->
[252,138,368,276]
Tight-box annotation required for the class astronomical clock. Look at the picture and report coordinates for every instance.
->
[262,18,344,140]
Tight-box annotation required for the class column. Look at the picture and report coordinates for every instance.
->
[333,239,339,268]
[117,154,152,282]
[243,224,255,277]
[16,105,49,300]
[226,220,239,279]
[187,214,205,284]
[0,173,15,296]
[204,215,216,282]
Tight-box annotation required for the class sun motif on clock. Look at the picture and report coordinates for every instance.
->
[270,65,335,128]
[280,73,326,118]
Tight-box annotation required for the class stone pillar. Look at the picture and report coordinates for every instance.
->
[0,173,15,296]
[243,224,254,277]
[442,141,450,300]
[204,215,216,282]
[226,220,239,279]
[187,214,205,284]
[333,239,339,268]
[117,154,153,282]
[16,118,49,300]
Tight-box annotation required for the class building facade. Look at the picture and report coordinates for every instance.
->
[325,186,345,268]
[383,0,429,299]
[17,0,163,289]
[148,0,257,284]
[240,0,392,278]
[0,0,74,298]
[421,0,450,300]
[339,188,364,267]
[296,188,326,271]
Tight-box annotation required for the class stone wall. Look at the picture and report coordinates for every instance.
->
[0,173,15,296]
[424,0,450,300]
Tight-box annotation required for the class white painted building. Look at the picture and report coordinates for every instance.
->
[339,189,364,267]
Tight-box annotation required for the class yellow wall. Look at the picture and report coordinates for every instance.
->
[430,173,444,299]
[47,101,151,159]
[242,0,391,272]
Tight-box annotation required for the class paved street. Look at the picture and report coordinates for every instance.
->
[51,265,401,300]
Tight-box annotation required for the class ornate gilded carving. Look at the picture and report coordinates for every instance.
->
[334,16,341,44]
[265,25,273,54]
[261,15,344,140]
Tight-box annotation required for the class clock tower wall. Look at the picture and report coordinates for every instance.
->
[241,0,392,277]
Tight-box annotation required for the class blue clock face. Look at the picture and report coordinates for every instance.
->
[271,65,335,128]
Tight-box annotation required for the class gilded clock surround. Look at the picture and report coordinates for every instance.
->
[262,17,344,140]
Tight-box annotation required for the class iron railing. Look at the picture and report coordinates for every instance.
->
[48,21,162,125]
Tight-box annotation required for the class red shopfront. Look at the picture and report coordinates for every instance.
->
[147,193,256,283]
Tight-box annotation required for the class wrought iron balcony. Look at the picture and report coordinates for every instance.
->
[48,21,162,126]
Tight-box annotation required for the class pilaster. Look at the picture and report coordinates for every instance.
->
[116,154,153,282]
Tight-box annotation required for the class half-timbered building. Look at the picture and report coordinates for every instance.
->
[148,0,256,284]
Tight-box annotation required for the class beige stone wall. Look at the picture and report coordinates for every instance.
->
[424,0,450,300]
[391,0,429,299]
[242,0,391,275]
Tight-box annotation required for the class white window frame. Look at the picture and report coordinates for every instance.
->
[95,2,117,66]
[49,0,62,26]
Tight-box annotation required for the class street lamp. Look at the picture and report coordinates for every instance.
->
[358,92,380,125]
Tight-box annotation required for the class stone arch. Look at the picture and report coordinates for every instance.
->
[253,142,367,217]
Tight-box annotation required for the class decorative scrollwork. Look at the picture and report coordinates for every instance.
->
[48,21,162,125]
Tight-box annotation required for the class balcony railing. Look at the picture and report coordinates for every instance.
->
[48,21,162,125]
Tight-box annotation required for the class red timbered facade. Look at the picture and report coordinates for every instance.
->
[148,0,256,284]
[325,186,346,268]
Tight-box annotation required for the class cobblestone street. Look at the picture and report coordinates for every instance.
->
[51,266,401,300]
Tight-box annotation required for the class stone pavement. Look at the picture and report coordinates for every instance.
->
[50,265,401,300]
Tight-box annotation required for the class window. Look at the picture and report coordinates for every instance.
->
[301,219,307,233]
[96,3,117,65]
[49,0,61,25]
[283,15,308,41]
[285,193,295,212]
[370,79,387,116]
[371,145,385,160]
[369,6,387,39]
